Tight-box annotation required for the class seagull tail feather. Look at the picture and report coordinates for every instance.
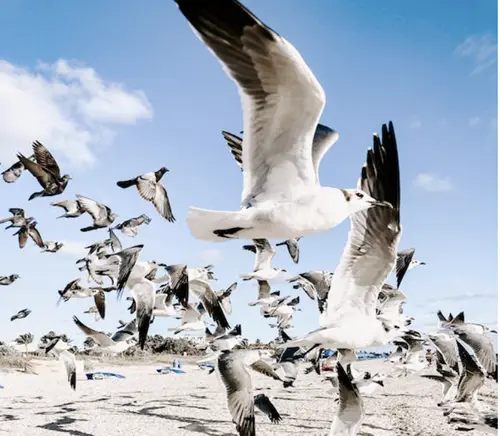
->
[186,206,252,242]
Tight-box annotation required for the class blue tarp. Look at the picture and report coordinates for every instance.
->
[86,372,125,380]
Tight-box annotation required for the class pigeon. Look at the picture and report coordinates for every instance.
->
[0,208,33,229]
[76,195,118,232]
[114,214,152,237]
[11,308,31,321]
[117,168,175,222]
[17,141,71,200]
[50,199,85,219]
[0,274,20,286]
[13,221,44,249]
[1,155,36,183]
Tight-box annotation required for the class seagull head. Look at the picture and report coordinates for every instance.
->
[343,189,393,214]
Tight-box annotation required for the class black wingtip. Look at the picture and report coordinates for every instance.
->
[137,313,152,350]
[70,371,76,390]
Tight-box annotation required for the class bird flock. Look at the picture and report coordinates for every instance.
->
[0,0,496,435]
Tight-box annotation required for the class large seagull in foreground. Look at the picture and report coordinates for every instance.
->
[176,0,392,242]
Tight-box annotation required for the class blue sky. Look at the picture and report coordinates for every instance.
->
[0,0,497,347]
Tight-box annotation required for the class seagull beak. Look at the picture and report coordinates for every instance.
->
[370,200,393,209]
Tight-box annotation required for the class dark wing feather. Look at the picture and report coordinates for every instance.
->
[395,248,415,289]
[32,141,61,177]
[254,394,282,423]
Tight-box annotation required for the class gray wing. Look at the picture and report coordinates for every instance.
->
[250,360,282,381]
[131,280,155,349]
[72,315,115,347]
[108,228,123,252]
[175,0,325,205]
[111,319,138,342]
[257,280,271,300]
[105,245,144,297]
[254,393,282,423]
[455,340,485,402]
[59,350,77,390]
[429,334,460,373]
[336,362,364,426]
[455,329,496,373]
[93,289,106,320]
[311,124,339,183]
[218,352,255,436]
[165,264,189,308]
[395,248,415,289]
[324,123,400,323]
[189,279,230,329]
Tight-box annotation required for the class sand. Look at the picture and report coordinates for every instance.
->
[0,358,496,436]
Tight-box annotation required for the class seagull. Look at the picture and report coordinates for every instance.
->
[17,141,71,200]
[160,264,190,307]
[443,311,497,375]
[117,167,175,222]
[276,237,302,264]
[207,324,244,351]
[288,271,333,313]
[248,280,282,307]
[189,279,231,329]
[13,221,44,249]
[216,282,237,315]
[188,265,218,282]
[126,275,156,350]
[43,336,77,390]
[76,195,118,232]
[57,278,113,319]
[1,155,36,183]
[217,348,283,436]
[394,248,426,288]
[73,316,136,354]
[178,0,392,242]
[11,308,31,321]
[278,123,404,352]
[83,306,102,322]
[241,239,287,281]
[153,291,181,319]
[169,303,207,334]
[345,365,385,396]
[114,214,152,237]
[103,244,144,296]
[41,241,64,253]
[106,228,123,252]
[111,319,138,343]
[0,208,33,229]
[0,274,20,286]
[329,362,365,436]
[50,199,85,219]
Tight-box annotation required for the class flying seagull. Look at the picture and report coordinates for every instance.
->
[178,0,391,242]
[0,274,20,286]
[76,195,118,232]
[217,348,283,436]
[117,168,175,222]
[42,241,64,253]
[188,279,231,330]
[11,308,31,321]
[17,141,71,200]
[276,237,302,264]
[1,155,36,183]
[43,336,77,390]
[278,122,405,352]
[50,199,85,219]
[241,239,287,281]
[216,282,238,315]
[394,248,426,288]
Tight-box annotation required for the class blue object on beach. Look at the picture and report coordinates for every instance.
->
[172,359,183,369]
[85,372,126,380]
[198,363,214,370]
[0,385,4,389]
[157,367,186,374]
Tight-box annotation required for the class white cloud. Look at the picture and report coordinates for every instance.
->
[0,59,152,167]
[427,290,497,306]
[413,173,453,192]
[468,116,481,127]
[454,33,497,75]
[199,248,222,264]
[59,240,88,258]
[409,119,422,129]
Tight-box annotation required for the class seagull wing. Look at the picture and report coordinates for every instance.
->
[257,280,271,300]
[105,245,144,297]
[32,141,61,178]
[218,352,255,436]
[324,123,400,324]
[59,350,77,390]
[254,393,282,423]
[222,131,243,169]
[334,362,364,430]
[311,124,339,183]
[165,264,189,308]
[455,329,496,373]
[189,279,230,329]
[395,248,416,289]
[429,334,460,373]
[93,289,106,320]
[176,0,325,205]
[455,340,485,402]
[250,360,282,381]
[72,315,115,347]
[253,239,275,270]
[130,279,155,349]
[108,228,122,252]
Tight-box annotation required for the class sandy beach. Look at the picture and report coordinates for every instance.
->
[0,358,496,436]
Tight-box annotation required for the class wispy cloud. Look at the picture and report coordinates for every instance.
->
[454,33,498,75]
[418,290,497,308]
[199,248,222,264]
[0,59,153,167]
[468,116,482,127]
[59,240,89,258]
[413,173,453,192]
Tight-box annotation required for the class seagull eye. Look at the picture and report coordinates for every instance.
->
[355,192,364,199]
